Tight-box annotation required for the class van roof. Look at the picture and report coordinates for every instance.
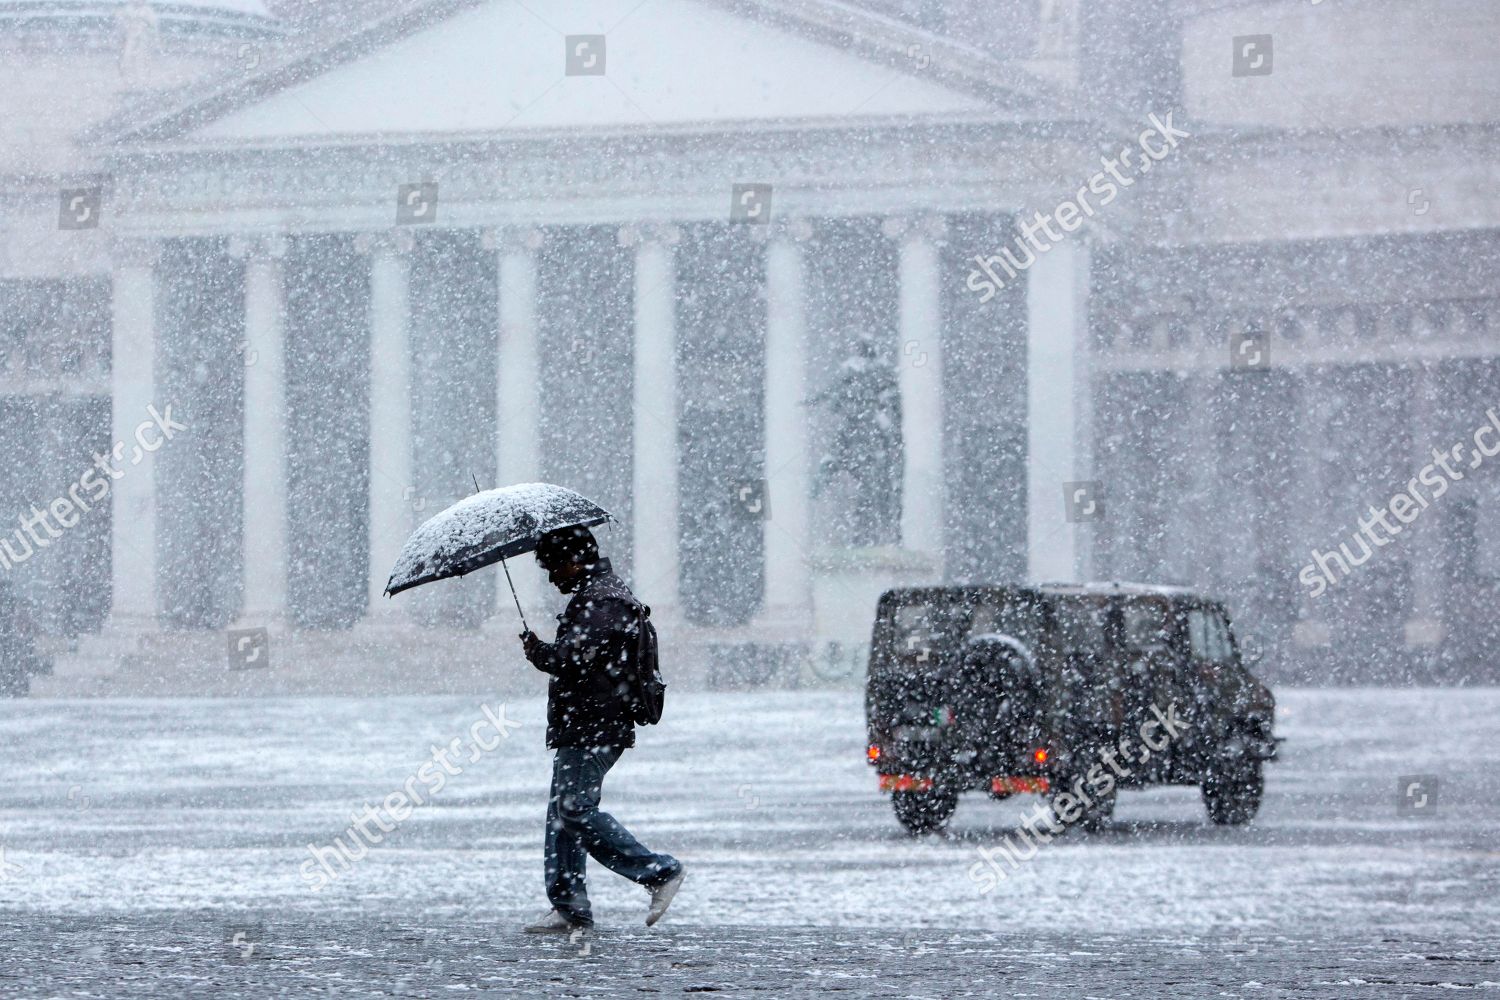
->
[880,581,1212,603]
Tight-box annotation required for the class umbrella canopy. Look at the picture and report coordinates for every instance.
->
[384,483,612,598]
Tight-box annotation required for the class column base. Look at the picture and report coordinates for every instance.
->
[230,611,290,633]
[662,620,811,690]
[93,614,158,646]
[753,605,814,634]
[354,607,412,626]
[1403,618,1445,648]
[39,621,546,698]
[1292,620,1332,647]
[223,614,291,671]
[67,617,151,668]
[104,605,160,626]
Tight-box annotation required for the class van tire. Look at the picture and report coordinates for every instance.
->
[1202,757,1263,825]
[892,788,958,835]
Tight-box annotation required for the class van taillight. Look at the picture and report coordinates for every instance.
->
[867,744,881,762]
[1033,747,1049,765]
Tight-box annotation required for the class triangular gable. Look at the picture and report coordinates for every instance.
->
[164,0,1005,144]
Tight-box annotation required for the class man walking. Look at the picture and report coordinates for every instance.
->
[520,525,685,934]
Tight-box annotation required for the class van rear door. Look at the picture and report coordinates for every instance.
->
[868,595,969,746]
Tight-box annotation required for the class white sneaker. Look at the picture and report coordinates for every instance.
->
[645,868,686,927]
[523,909,586,934]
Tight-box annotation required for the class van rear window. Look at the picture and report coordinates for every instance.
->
[891,602,963,661]
[885,595,1043,667]
[967,600,1043,649]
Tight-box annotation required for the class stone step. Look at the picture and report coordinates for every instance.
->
[35,626,858,697]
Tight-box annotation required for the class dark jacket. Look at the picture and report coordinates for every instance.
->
[526,559,642,749]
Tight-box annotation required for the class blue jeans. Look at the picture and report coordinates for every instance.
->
[545,746,680,926]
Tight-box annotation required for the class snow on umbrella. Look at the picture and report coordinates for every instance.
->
[383,483,612,623]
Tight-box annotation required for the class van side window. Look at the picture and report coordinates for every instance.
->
[1051,597,1111,687]
[1053,599,1110,652]
[1188,608,1234,664]
[1122,599,1172,652]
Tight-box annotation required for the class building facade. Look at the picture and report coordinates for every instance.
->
[4,0,1499,693]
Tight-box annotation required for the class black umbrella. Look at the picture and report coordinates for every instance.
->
[384,482,613,628]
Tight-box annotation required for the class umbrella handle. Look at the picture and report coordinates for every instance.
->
[501,558,528,632]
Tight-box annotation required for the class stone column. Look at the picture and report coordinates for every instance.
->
[1183,368,1219,585]
[230,235,290,628]
[107,237,161,631]
[1026,240,1091,583]
[1405,360,1446,648]
[625,223,681,617]
[1292,365,1332,649]
[484,226,545,622]
[359,230,416,619]
[884,215,947,574]
[758,219,815,627]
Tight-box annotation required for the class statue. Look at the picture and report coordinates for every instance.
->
[808,335,903,546]
[117,0,159,86]
[1036,0,1080,59]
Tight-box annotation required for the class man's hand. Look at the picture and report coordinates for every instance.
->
[520,629,546,665]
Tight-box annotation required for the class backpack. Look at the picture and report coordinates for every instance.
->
[629,604,666,726]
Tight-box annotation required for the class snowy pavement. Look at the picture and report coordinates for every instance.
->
[2,687,1497,997]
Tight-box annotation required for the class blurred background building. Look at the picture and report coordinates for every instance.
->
[2,0,1497,693]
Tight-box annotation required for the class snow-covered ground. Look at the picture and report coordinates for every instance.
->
[2,688,1497,997]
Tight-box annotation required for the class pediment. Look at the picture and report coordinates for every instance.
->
[181,0,1000,143]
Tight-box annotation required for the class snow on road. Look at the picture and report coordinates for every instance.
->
[1,687,1497,997]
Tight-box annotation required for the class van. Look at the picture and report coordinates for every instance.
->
[864,583,1278,834]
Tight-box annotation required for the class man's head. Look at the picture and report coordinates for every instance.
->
[534,525,601,593]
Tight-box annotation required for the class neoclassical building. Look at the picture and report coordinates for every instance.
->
[6,0,1499,693]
